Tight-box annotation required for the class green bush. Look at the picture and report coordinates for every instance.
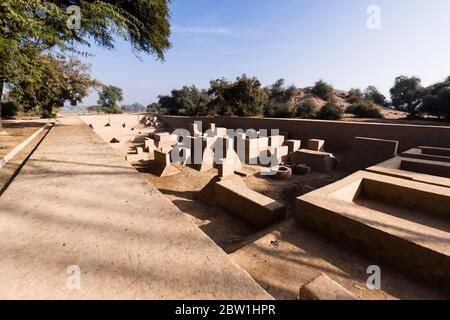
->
[263,102,294,118]
[348,88,364,104]
[40,109,56,119]
[346,100,383,118]
[312,80,334,101]
[0,100,21,118]
[317,100,343,120]
[295,99,317,118]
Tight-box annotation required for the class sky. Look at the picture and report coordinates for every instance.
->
[78,0,450,106]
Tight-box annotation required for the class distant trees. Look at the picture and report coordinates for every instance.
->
[121,103,146,113]
[158,85,210,116]
[208,75,268,117]
[150,74,450,121]
[97,85,124,114]
[388,75,450,119]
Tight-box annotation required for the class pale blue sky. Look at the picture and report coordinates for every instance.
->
[79,0,450,106]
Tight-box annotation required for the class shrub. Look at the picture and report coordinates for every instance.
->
[364,86,388,107]
[348,88,364,104]
[312,80,334,101]
[295,99,317,118]
[317,100,343,120]
[0,100,20,118]
[40,109,56,119]
[346,100,383,118]
[264,102,294,118]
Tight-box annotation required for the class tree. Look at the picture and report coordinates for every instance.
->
[147,102,162,113]
[158,86,210,116]
[390,76,423,115]
[348,88,364,104]
[9,54,100,117]
[312,80,334,101]
[420,77,450,119]
[98,85,124,113]
[265,79,286,98]
[208,74,268,117]
[1,0,171,131]
[364,86,388,106]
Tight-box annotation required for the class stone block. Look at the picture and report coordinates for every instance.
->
[285,139,301,154]
[290,149,336,173]
[152,150,180,177]
[299,274,358,300]
[307,139,325,152]
[269,135,285,147]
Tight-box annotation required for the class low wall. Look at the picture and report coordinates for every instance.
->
[160,115,450,153]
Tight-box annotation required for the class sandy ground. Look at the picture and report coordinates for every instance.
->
[0,120,49,158]
[0,115,271,299]
[0,126,50,193]
[78,114,157,156]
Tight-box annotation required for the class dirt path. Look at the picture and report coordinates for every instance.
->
[0,115,270,300]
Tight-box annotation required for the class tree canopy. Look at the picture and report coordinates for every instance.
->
[97,85,124,113]
[208,75,268,117]
[1,0,172,127]
[9,54,100,117]
[390,76,423,114]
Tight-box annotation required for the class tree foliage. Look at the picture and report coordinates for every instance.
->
[317,99,343,120]
[312,80,334,101]
[97,85,124,113]
[263,102,294,118]
[121,102,146,113]
[208,75,268,117]
[1,0,172,126]
[346,100,383,119]
[158,85,210,116]
[348,88,364,104]
[9,54,100,117]
[364,86,388,107]
[420,76,450,119]
[390,76,423,114]
[295,99,318,119]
